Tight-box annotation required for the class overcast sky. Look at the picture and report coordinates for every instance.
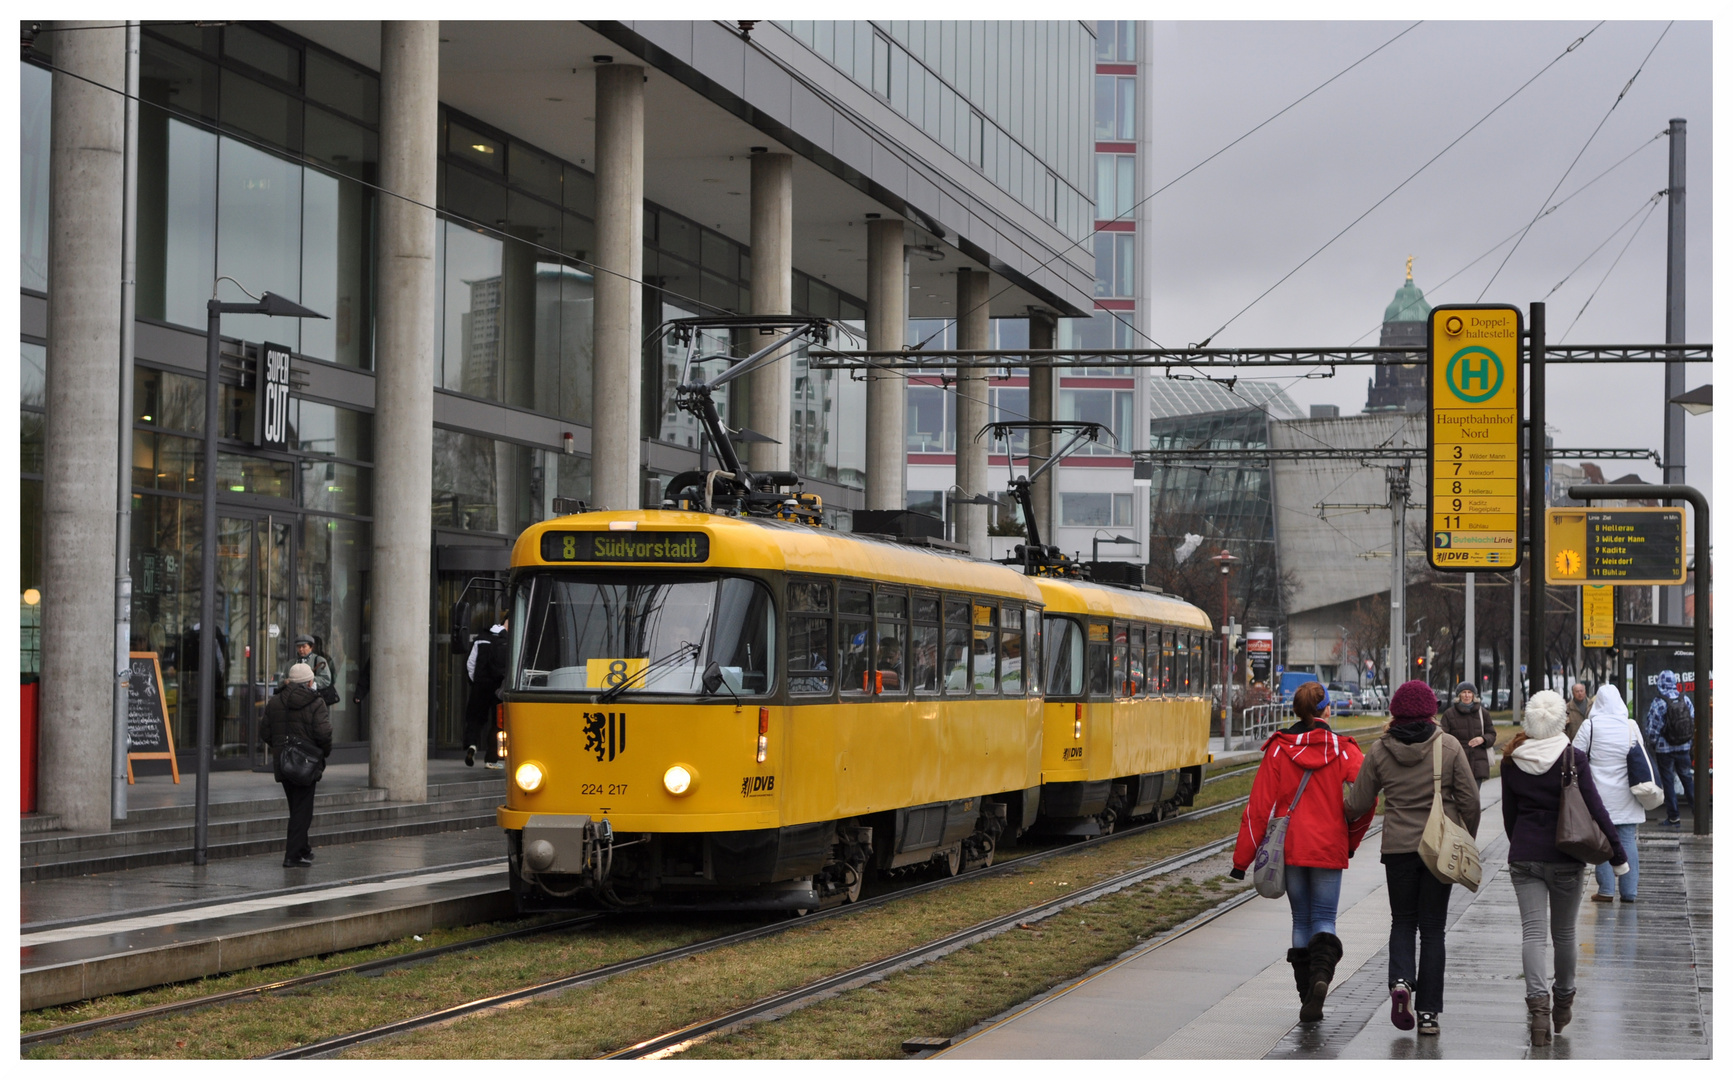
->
[1140,19,1711,497]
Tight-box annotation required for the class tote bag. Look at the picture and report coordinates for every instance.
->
[1555,749,1614,864]
[1418,738,1482,891]
[1625,718,1665,811]
[1250,769,1314,899]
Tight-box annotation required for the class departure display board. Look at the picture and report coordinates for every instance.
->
[1545,507,1686,586]
[1428,305,1523,570]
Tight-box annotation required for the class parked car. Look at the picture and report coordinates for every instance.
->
[1495,688,1511,710]
[1360,685,1389,713]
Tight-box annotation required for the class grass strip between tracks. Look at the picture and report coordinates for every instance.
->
[27,767,1258,1060]
[336,772,1256,1059]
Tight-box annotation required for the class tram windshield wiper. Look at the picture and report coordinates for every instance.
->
[596,641,701,704]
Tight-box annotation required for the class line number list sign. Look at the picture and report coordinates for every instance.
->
[1582,584,1614,648]
[1428,304,1523,571]
[1545,507,1687,586]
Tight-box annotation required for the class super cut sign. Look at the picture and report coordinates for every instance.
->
[1428,305,1523,571]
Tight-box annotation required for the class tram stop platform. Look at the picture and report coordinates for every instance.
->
[21,759,513,1012]
[942,780,1711,1060]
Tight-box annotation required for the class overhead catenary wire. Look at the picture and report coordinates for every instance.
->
[1540,190,1666,302]
[1477,21,1673,300]
[1197,21,1605,347]
[1560,196,1664,342]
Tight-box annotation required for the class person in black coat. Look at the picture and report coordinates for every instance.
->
[464,617,510,768]
[263,662,333,868]
[1439,681,1498,785]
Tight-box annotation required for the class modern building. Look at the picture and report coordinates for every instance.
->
[22,20,1101,829]
[904,19,1152,568]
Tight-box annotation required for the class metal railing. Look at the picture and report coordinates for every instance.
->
[1231,702,1292,751]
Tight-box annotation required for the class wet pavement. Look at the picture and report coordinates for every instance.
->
[944,781,1711,1059]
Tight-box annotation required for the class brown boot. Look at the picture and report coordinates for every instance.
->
[1552,988,1575,1033]
[1526,994,1552,1046]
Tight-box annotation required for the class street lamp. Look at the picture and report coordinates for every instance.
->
[1210,549,1239,745]
[195,285,326,865]
[1092,531,1137,564]
[944,484,998,544]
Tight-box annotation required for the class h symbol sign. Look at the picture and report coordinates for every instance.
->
[1461,353,1491,391]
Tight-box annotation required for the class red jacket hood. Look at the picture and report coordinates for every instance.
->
[1265,726,1359,770]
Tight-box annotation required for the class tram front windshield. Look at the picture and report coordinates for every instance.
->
[514,572,775,696]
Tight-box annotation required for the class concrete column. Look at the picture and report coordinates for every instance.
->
[955,268,992,558]
[592,63,645,507]
[747,152,793,474]
[1027,312,1056,545]
[40,21,126,832]
[370,20,439,803]
[865,219,906,509]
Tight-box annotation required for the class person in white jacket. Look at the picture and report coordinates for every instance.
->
[1572,684,1646,903]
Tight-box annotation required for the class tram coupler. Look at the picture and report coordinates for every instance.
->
[521,814,614,879]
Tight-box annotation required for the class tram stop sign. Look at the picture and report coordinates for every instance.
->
[1428,304,1523,571]
[1545,507,1687,586]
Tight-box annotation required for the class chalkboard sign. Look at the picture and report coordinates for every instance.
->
[126,652,180,783]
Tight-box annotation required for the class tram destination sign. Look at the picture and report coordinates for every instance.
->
[1544,507,1686,586]
[1428,304,1523,571]
[540,530,710,563]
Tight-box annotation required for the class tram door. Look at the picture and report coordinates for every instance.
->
[213,513,293,769]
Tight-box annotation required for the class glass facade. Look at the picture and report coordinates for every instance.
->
[780,21,1095,242]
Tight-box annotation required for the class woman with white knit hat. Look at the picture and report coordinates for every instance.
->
[1500,689,1628,1046]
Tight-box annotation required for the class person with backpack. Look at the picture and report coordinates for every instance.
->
[1229,682,1375,1022]
[262,662,332,868]
[1344,679,1480,1038]
[1572,684,1647,903]
[1643,670,1696,826]
[464,616,510,769]
[1500,690,1628,1046]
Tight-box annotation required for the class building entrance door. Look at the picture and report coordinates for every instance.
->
[432,543,511,756]
[212,512,294,768]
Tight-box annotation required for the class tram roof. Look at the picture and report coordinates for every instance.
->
[1033,576,1214,633]
[512,511,1046,604]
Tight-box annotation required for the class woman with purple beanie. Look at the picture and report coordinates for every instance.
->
[1344,679,1481,1038]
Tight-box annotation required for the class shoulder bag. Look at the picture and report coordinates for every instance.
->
[1419,738,1482,891]
[276,730,325,786]
[1624,718,1665,811]
[1250,767,1314,899]
[1555,748,1614,864]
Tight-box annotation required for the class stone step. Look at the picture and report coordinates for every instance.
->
[21,814,62,835]
[21,809,504,881]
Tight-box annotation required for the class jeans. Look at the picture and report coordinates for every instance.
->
[1593,823,1639,900]
[1286,865,1344,948]
[1384,852,1453,1013]
[1654,750,1695,820]
[1510,861,1584,998]
[283,780,317,861]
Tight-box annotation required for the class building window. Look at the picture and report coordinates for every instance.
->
[1062,492,1136,528]
[1093,233,1135,298]
[1060,387,1135,453]
[1094,75,1135,141]
[872,33,891,98]
[1095,153,1136,221]
[1096,20,1136,62]
[969,109,985,169]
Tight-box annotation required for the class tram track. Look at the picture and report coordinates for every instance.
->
[27,765,1261,1057]
[259,791,1253,1060]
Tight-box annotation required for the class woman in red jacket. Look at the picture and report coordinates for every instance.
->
[1231,682,1376,1022]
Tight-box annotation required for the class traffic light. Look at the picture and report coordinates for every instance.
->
[1415,656,1425,669]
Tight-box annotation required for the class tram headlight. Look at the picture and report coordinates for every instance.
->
[663,764,696,796]
[515,761,545,793]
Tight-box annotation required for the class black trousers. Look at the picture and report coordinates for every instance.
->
[283,780,317,861]
[463,690,500,761]
[1384,851,1454,1013]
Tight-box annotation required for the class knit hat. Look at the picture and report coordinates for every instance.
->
[1389,679,1439,721]
[288,662,316,685]
[1454,681,1475,697]
[1522,689,1568,740]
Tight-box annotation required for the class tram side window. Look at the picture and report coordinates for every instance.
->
[911,593,941,694]
[943,597,971,694]
[1179,632,1192,694]
[972,602,998,695]
[839,585,873,696]
[1128,625,1146,697]
[787,578,833,696]
[1025,607,1043,695]
[1044,615,1083,697]
[999,605,1024,695]
[874,588,909,695]
[1111,623,1129,699]
[1086,622,1112,698]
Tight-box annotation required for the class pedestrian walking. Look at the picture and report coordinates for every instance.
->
[464,616,509,769]
[1500,690,1628,1046]
[1565,682,1590,741]
[1440,681,1498,788]
[1344,679,1481,1038]
[1230,682,1375,1022]
[262,662,332,868]
[1642,670,1696,826]
[1571,684,1646,904]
